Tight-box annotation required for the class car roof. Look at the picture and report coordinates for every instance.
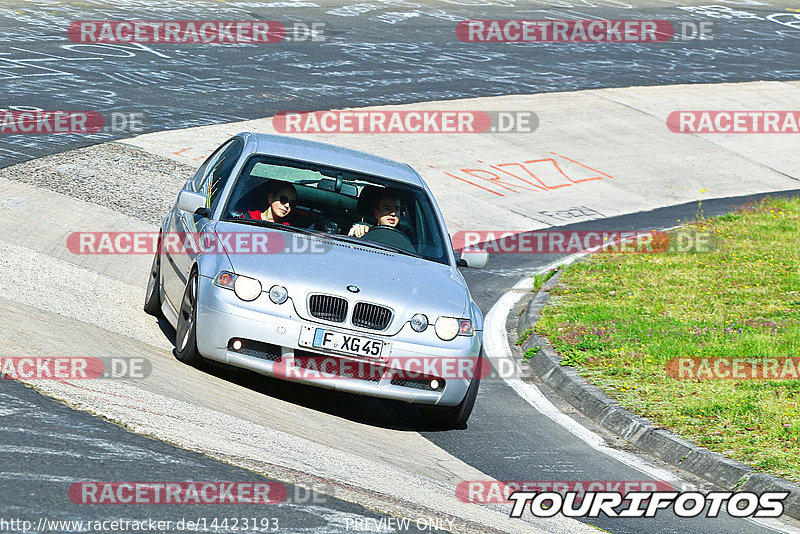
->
[240,132,424,187]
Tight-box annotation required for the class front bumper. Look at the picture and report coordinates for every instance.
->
[194,275,482,406]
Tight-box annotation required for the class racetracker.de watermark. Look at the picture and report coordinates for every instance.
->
[68,21,325,43]
[457,20,681,42]
[266,355,489,383]
[0,110,145,134]
[666,357,800,380]
[452,229,715,254]
[69,482,286,504]
[67,232,330,255]
[667,111,800,133]
[0,357,151,380]
[273,111,538,134]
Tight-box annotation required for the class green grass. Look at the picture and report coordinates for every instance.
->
[516,328,534,346]
[533,266,562,291]
[535,197,800,483]
[523,345,542,362]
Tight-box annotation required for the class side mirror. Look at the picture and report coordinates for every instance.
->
[456,247,488,269]
[177,191,210,218]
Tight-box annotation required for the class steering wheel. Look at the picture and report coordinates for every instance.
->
[313,214,340,234]
[362,225,416,254]
[321,220,340,234]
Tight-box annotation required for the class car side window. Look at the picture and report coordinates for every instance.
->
[194,139,244,222]
[191,143,229,192]
[207,139,244,212]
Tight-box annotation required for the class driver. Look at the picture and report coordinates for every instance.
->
[348,189,402,237]
[244,182,296,225]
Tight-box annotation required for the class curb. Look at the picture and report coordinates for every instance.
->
[518,271,800,520]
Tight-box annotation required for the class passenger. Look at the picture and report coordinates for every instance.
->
[349,189,402,237]
[245,182,297,225]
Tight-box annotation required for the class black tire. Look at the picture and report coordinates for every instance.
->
[143,249,162,316]
[175,270,203,366]
[420,350,484,429]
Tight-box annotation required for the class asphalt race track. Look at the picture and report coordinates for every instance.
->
[1,379,439,533]
[1,0,799,168]
[1,1,800,533]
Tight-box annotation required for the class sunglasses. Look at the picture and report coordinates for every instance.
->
[277,195,297,208]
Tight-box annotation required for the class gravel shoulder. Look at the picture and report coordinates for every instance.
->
[0,143,192,227]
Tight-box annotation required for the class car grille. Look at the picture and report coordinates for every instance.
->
[391,377,445,392]
[308,294,348,323]
[352,302,392,330]
[229,339,282,362]
[293,349,384,382]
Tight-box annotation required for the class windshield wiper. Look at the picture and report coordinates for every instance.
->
[226,218,421,258]
[221,217,318,236]
[324,233,422,258]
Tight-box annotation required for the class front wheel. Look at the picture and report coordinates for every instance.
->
[419,350,484,429]
[175,270,203,366]
[143,249,162,316]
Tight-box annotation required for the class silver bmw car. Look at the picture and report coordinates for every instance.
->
[145,132,487,428]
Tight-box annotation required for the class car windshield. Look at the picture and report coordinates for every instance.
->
[221,154,450,265]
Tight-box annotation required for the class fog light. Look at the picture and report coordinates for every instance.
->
[232,339,242,351]
[430,379,440,390]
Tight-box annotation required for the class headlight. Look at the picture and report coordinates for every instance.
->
[410,313,428,332]
[234,275,262,301]
[435,317,473,340]
[435,317,460,340]
[269,285,288,304]
[213,271,263,301]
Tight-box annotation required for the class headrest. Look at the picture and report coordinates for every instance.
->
[356,185,384,217]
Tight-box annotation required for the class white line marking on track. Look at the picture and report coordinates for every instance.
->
[484,276,682,484]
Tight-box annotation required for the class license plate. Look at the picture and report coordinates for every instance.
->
[309,328,384,359]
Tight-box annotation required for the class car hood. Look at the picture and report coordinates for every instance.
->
[213,221,469,335]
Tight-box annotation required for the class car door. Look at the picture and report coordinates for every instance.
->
[162,138,243,310]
